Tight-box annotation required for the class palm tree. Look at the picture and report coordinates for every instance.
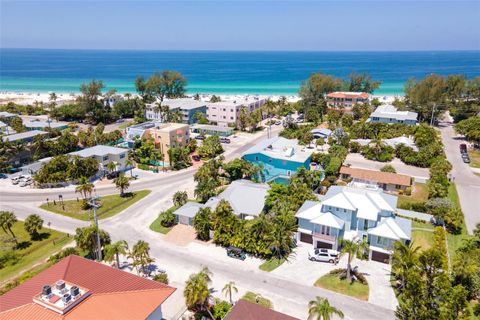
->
[0,211,18,244]
[184,267,214,319]
[125,158,134,177]
[75,177,95,200]
[391,241,420,291]
[104,240,129,268]
[193,208,212,241]
[129,240,153,275]
[114,173,130,197]
[340,238,369,280]
[107,161,117,174]
[24,214,44,240]
[308,297,344,320]
[222,281,238,305]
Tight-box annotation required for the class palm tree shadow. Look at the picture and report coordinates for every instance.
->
[16,240,32,250]
[35,232,51,241]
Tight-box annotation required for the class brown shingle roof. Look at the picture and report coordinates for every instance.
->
[225,300,299,320]
[0,255,175,320]
[340,166,412,187]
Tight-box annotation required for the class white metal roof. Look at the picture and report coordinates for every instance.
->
[311,211,345,229]
[243,137,314,163]
[322,185,397,221]
[368,217,411,240]
[295,200,322,220]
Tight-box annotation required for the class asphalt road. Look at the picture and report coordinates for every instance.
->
[438,114,480,234]
[0,125,395,319]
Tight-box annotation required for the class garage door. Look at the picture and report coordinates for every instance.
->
[178,215,190,225]
[316,241,333,249]
[371,251,390,264]
[299,233,313,244]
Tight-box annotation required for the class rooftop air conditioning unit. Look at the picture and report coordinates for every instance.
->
[62,293,71,304]
[56,280,65,291]
[70,286,80,298]
[42,285,52,296]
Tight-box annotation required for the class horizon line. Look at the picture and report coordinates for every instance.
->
[1,47,479,53]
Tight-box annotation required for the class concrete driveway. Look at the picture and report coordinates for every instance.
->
[272,243,398,310]
[345,153,429,181]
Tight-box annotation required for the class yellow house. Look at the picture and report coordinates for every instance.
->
[146,123,190,162]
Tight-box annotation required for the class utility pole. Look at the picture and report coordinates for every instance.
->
[88,196,102,261]
[430,103,436,127]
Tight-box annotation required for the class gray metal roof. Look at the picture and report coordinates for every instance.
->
[2,130,47,142]
[173,202,204,218]
[69,145,127,157]
[370,105,418,121]
[207,179,270,217]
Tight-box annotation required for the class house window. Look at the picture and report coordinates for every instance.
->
[335,207,339,211]
[103,156,109,161]
[120,154,125,159]
[320,225,331,235]
[376,236,388,246]
[343,209,346,213]
[363,220,369,231]
[255,156,259,161]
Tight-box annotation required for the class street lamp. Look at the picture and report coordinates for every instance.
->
[88,196,103,261]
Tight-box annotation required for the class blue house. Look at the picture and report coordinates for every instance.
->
[145,98,207,124]
[242,137,315,183]
[295,183,411,263]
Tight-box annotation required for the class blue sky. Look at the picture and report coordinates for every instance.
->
[1,0,479,51]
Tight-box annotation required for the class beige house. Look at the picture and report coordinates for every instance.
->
[206,95,267,127]
[339,166,412,192]
[145,123,190,162]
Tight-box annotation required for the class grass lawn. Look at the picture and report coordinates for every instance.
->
[117,121,133,130]
[411,220,435,251]
[445,183,471,259]
[314,274,369,301]
[468,150,480,169]
[0,221,72,283]
[397,183,428,207]
[149,216,173,234]
[242,291,273,309]
[40,190,151,221]
[259,258,285,272]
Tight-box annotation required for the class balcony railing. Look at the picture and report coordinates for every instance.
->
[312,232,336,243]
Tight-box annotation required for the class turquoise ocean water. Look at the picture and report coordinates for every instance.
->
[0,49,479,95]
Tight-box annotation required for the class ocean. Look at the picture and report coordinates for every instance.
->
[0,49,479,96]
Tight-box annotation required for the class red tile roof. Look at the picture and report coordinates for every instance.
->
[327,92,369,99]
[0,255,175,320]
[225,300,299,320]
[340,166,412,187]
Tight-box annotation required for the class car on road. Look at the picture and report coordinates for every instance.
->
[192,155,201,162]
[275,121,282,125]
[308,248,339,264]
[19,180,33,187]
[226,246,246,260]
[220,137,231,144]
[0,173,8,179]
[115,119,125,123]
[460,143,467,153]
[463,156,471,163]
[195,135,206,140]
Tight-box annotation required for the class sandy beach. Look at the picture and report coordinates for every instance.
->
[0,91,400,106]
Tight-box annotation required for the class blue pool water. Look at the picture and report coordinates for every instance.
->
[1,49,479,95]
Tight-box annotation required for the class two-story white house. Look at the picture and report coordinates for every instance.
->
[295,183,411,263]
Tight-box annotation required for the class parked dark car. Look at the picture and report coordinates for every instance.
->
[220,137,231,144]
[460,143,467,153]
[106,171,120,179]
[195,135,205,140]
[463,157,470,163]
[192,155,201,161]
[226,246,246,260]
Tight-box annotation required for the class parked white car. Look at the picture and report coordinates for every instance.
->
[308,248,340,264]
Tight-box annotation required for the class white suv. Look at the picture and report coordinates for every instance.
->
[308,248,339,264]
